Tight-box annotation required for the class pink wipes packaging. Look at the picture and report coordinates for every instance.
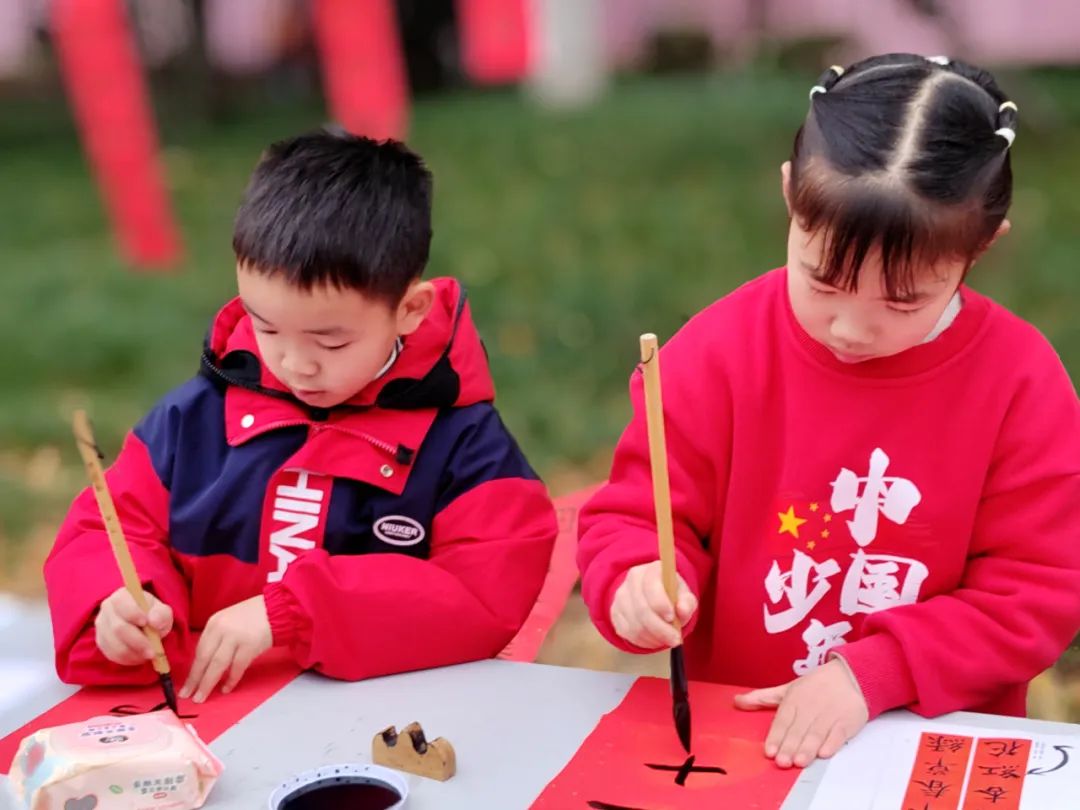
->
[8,711,223,809]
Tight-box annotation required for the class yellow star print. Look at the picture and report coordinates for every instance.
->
[777,506,807,538]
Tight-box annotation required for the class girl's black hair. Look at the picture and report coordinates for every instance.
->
[790,53,1018,298]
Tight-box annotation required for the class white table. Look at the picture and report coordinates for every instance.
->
[3,602,1079,809]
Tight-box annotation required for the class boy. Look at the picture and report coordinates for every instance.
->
[46,131,557,702]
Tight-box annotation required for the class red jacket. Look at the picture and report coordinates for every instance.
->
[579,268,1080,719]
[47,278,557,685]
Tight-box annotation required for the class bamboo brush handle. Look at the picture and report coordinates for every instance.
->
[72,410,171,676]
[639,334,680,630]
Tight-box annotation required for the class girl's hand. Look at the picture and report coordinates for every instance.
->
[734,658,869,768]
[610,560,698,649]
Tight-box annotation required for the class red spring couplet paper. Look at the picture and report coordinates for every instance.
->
[531,677,801,809]
[900,732,1032,810]
[0,648,300,773]
[961,737,1031,810]
[901,731,975,810]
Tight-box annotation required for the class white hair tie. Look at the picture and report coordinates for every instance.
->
[808,66,845,100]
[996,101,1018,147]
[926,55,951,65]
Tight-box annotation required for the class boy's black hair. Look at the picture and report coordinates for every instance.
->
[233,129,433,303]
[790,53,1017,298]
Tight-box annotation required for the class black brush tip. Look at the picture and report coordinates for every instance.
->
[160,673,179,714]
[670,646,691,752]
[674,699,692,753]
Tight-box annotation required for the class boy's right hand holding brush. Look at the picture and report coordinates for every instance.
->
[95,587,174,667]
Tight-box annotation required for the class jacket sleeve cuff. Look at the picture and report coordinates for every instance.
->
[263,583,307,651]
[835,633,918,719]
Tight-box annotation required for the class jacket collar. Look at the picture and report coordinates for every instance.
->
[200,278,494,491]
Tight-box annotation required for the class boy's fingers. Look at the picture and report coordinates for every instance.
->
[95,629,130,664]
[180,632,221,699]
[113,623,154,661]
[147,601,174,636]
[193,643,235,703]
[221,650,255,695]
[110,592,148,627]
[99,644,141,666]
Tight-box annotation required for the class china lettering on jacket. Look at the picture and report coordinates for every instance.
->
[266,470,331,583]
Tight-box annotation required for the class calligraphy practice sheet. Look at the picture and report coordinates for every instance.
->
[808,714,1080,810]
[0,648,299,773]
[531,677,801,809]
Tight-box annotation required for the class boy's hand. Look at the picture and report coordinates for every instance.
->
[734,658,869,768]
[95,587,174,667]
[180,595,272,703]
[610,560,698,649]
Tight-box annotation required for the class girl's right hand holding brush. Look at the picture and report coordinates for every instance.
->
[610,560,698,650]
[95,586,174,666]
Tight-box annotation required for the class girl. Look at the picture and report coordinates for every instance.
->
[578,53,1080,770]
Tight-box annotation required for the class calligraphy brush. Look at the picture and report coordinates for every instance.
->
[639,334,692,754]
[72,410,179,714]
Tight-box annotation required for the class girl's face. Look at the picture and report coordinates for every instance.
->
[785,218,966,363]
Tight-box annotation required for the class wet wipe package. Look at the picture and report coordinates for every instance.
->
[9,710,223,809]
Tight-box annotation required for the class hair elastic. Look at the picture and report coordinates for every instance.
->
[996,101,1018,148]
[808,65,845,99]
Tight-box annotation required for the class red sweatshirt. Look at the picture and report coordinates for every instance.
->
[579,268,1080,719]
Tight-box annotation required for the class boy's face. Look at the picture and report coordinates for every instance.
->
[236,265,433,407]
[785,219,965,363]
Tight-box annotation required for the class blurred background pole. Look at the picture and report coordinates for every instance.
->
[527,0,607,108]
[0,0,34,80]
[51,0,182,269]
[456,0,532,85]
[311,0,410,140]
